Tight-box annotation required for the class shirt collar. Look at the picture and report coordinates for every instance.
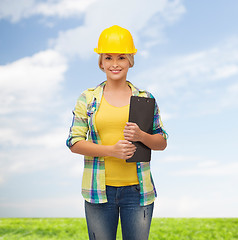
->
[89,80,144,99]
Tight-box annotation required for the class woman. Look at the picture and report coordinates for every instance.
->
[66,25,167,240]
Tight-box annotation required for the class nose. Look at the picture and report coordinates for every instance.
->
[112,58,118,68]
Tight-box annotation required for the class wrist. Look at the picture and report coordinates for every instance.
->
[139,130,151,145]
[139,129,145,142]
[105,145,114,157]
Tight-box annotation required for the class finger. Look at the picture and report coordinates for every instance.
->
[124,136,130,141]
[126,122,140,131]
[125,150,136,156]
[123,130,135,137]
[126,145,137,152]
[124,140,135,146]
[124,135,136,142]
[124,128,135,132]
[124,125,136,130]
[126,144,136,150]
[122,146,136,154]
[124,137,134,142]
[120,140,132,144]
[123,132,133,139]
[124,127,131,131]
[125,152,135,159]
[126,122,136,126]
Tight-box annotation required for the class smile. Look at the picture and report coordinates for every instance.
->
[110,70,121,73]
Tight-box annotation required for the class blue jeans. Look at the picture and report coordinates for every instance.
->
[85,185,154,240]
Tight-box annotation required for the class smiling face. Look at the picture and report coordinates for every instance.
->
[100,53,131,82]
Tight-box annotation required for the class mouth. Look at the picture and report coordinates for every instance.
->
[110,69,122,74]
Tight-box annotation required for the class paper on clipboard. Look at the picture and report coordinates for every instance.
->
[126,96,155,162]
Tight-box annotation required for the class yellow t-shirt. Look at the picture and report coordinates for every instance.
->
[96,95,139,186]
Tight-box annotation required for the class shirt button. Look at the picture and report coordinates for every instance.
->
[138,166,140,168]
[140,180,143,183]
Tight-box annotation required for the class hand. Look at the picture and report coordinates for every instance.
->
[123,122,143,142]
[111,140,136,160]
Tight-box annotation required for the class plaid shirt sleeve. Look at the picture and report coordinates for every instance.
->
[148,93,168,139]
[66,91,89,148]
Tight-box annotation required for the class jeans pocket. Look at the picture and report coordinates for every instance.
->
[132,184,140,193]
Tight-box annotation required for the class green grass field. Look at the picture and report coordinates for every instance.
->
[0,218,237,240]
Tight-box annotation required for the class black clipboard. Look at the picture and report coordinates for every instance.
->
[126,96,155,162]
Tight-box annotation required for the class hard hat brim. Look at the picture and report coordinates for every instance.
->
[94,48,137,55]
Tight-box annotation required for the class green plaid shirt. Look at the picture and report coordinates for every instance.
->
[66,81,167,206]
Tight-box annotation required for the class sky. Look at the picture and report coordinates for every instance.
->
[0,0,238,218]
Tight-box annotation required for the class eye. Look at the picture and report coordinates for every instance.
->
[119,56,126,60]
[105,56,112,60]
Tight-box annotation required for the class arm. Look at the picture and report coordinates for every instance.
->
[70,139,137,160]
[123,122,167,150]
[124,94,168,150]
[66,92,136,160]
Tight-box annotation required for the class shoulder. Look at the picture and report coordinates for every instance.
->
[128,81,155,99]
[139,90,154,98]
[77,81,105,103]
[136,86,155,99]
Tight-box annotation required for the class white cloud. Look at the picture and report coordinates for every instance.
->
[0,0,34,23]
[212,64,238,80]
[172,161,238,177]
[221,82,238,109]
[138,39,238,97]
[158,155,201,163]
[0,135,84,184]
[51,0,185,58]
[135,37,238,117]
[154,194,238,217]
[0,194,85,217]
[0,49,67,114]
[0,0,97,22]
[0,0,185,59]
[0,49,70,184]
[0,0,185,25]
[35,0,98,18]
[197,160,219,168]
[153,153,238,177]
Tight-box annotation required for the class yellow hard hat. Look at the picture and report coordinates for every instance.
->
[94,25,137,54]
